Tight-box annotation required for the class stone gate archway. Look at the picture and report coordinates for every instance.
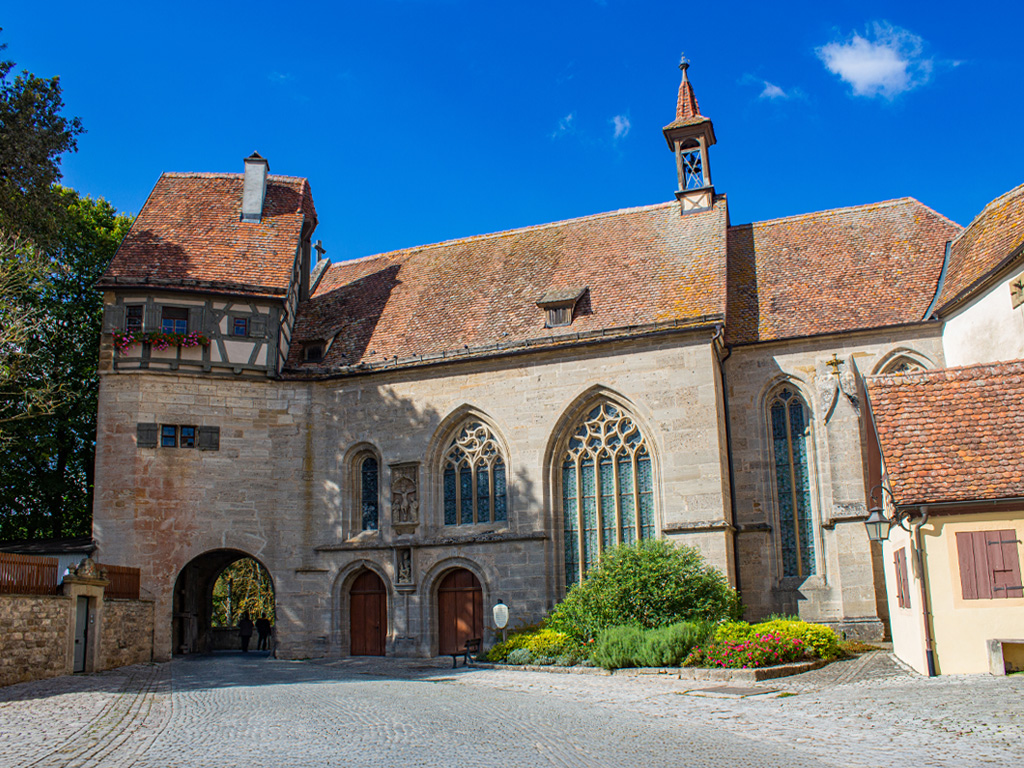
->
[172,549,275,655]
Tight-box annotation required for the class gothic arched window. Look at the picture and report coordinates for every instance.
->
[769,388,816,578]
[442,422,508,526]
[360,456,379,531]
[562,403,654,587]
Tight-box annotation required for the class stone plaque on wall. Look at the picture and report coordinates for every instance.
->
[390,462,420,534]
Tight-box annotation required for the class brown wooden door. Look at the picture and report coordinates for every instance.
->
[437,568,483,655]
[350,570,386,656]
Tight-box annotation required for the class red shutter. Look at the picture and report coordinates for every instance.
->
[956,531,980,600]
[894,548,911,609]
[988,530,1023,599]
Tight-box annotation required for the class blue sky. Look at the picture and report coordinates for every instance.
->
[5,2,1022,263]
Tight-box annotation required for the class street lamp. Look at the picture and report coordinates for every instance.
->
[864,485,898,542]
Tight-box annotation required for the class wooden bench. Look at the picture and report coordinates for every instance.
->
[451,637,481,668]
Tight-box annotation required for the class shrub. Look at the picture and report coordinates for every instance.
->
[546,540,741,643]
[532,654,555,666]
[636,621,713,667]
[684,633,808,669]
[712,621,754,646]
[591,625,645,670]
[751,620,840,661]
[555,652,579,667]
[506,648,533,665]
[487,627,581,663]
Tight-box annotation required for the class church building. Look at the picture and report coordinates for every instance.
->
[92,59,1017,662]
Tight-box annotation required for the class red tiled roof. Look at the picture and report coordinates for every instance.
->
[100,173,317,296]
[663,64,709,132]
[935,183,1024,314]
[866,360,1024,506]
[288,199,729,369]
[726,198,961,345]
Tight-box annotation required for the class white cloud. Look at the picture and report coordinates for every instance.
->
[551,112,575,139]
[760,81,788,100]
[817,22,932,99]
[268,71,293,83]
[611,114,631,140]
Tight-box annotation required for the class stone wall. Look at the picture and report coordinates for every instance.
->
[93,329,735,660]
[0,595,71,688]
[99,599,154,670]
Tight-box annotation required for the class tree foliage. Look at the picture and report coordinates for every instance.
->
[0,29,84,245]
[211,558,276,628]
[0,189,133,539]
[546,539,741,643]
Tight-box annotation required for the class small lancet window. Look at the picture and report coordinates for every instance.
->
[442,422,508,526]
[769,388,816,579]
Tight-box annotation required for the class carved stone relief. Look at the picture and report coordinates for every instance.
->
[390,462,420,533]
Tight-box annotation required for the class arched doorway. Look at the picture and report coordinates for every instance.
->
[437,568,483,655]
[172,550,275,655]
[349,570,387,656]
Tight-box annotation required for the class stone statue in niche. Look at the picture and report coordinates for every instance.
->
[390,463,420,532]
[397,548,412,584]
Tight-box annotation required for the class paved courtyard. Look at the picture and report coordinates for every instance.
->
[0,651,1021,768]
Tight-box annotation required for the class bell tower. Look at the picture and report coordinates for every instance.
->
[663,55,717,213]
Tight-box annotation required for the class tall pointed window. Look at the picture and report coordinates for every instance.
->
[769,389,816,578]
[442,422,508,526]
[360,456,379,531]
[562,403,654,587]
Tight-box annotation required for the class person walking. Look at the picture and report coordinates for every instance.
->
[238,612,254,652]
[255,615,272,651]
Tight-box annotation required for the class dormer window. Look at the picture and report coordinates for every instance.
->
[303,343,324,363]
[537,287,587,329]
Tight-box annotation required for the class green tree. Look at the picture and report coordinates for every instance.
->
[211,559,276,628]
[545,539,741,643]
[0,188,133,539]
[0,29,84,245]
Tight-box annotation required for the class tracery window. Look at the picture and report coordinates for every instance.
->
[769,388,816,578]
[881,356,926,375]
[562,403,654,587]
[360,456,379,531]
[442,422,508,526]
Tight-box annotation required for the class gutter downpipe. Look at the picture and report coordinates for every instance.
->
[712,324,741,595]
[910,505,936,676]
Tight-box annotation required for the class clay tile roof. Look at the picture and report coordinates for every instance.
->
[866,360,1024,506]
[725,198,961,345]
[100,172,317,297]
[935,183,1024,314]
[288,199,729,369]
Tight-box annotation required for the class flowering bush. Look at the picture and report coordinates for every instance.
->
[683,632,808,669]
[487,627,582,663]
[112,330,209,354]
[711,619,841,661]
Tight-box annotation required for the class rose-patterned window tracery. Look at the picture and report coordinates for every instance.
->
[442,422,508,526]
[561,403,654,587]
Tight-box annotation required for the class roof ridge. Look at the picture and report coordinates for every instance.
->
[348,200,683,261]
[866,357,1024,382]
[161,171,309,183]
[950,182,1024,247]
[732,197,930,230]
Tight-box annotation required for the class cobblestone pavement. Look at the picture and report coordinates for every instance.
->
[0,651,1021,768]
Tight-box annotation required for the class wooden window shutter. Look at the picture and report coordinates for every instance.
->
[137,423,158,448]
[249,315,268,338]
[198,426,220,451]
[102,305,125,332]
[188,306,206,334]
[987,529,1023,599]
[145,305,161,332]
[893,548,910,609]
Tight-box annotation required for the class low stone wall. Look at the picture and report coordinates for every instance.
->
[0,594,72,688]
[100,599,154,670]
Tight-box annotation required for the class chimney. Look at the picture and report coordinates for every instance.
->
[241,152,269,222]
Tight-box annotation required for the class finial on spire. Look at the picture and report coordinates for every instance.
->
[679,53,690,73]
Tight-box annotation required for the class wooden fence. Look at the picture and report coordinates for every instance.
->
[102,564,141,600]
[0,552,59,595]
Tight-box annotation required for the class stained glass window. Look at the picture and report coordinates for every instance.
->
[442,422,509,526]
[360,456,379,531]
[562,403,655,586]
[770,389,816,578]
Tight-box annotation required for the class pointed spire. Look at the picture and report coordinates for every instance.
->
[675,53,701,121]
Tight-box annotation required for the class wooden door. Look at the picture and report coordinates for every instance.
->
[437,569,483,655]
[350,570,386,656]
[73,597,89,672]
